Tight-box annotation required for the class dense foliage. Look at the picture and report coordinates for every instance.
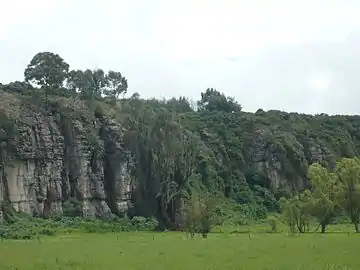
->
[280,157,360,233]
[2,52,360,230]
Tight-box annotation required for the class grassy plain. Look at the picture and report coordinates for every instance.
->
[0,224,359,270]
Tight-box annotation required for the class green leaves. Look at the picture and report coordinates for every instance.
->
[279,193,311,234]
[24,52,69,89]
[104,71,128,98]
[305,159,360,232]
[335,158,360,232]
[197,88,242,113]
[67,69,128,100]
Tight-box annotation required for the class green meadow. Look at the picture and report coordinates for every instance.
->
[0,225,359,270]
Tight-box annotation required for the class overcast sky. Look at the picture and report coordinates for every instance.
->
[1,0,360,114]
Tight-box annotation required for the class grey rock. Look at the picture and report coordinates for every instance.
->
[0,104,133,220]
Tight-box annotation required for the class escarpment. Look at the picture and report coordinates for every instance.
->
[0,94,133,220]
[2,88,360,228]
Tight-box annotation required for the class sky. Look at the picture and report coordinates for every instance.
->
[1,0,360,115]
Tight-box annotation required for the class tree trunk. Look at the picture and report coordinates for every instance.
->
[45,87,49,111]
[354,223,359,233]
[321,223,327,234]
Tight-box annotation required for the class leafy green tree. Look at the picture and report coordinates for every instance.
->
[24,52,69,107]
[335,157,360,232]
[197,88,242,113]
[24,52,69,88]
[121,100,200,229]
[67,70,85,93]
[280,191,311,234]
[67,69,85,109]
[92,69,107,97]
[77,69,107,99]
[104,71,128,99]
[184,193,213,238]
[307,163,340,233]
[165,97,194,113]
[3,81,33,94]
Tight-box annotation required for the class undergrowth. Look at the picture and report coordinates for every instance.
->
[0,214,158,240]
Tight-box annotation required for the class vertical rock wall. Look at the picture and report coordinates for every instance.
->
[0,105,133,219]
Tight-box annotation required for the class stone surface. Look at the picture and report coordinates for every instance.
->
[0,102,133,219]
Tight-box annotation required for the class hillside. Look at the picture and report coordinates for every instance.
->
[1,84,360,228]
[1,52,360,230]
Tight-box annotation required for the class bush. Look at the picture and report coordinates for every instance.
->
[0,226,35,240]
[0,211,157,239]
[3,81,33,95]
[39,228,56,236]
[131,216,158,231]
[184,194,213,238]
[144,217,159,231]
[63,198,82,217]
[267,216,278,233]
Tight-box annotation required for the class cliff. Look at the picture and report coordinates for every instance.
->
[0,90,133,220]
[1,86,360,225]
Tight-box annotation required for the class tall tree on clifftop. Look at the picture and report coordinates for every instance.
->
[76,69,107,99]
[104,70,128,99]
[24,52,69,108]
[197,88,242,113]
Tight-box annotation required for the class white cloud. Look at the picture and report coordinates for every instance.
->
[152,0,360,59]
[1,0,360,114]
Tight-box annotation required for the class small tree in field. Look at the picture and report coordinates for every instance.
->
[307,163,340,233]
[280,191,311,234]
[184,194,212,238]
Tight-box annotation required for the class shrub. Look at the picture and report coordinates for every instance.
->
[39,228,56,236]
[144,217,159,231]
[0,227,35,240]
[131,216,158,231]
[184,194,213,238]
[63,198,82,217]
[267,216,278,233]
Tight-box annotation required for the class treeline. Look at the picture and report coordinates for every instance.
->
[2,52,127,107]
[281,157,360,233]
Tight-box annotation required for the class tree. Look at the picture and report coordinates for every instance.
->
[184,193,213,238]
[197,88,242,113]
[92,69,107,97]
[165,97,194,113]
[307,163,340,233]
[3,81,33,94]
[67,70,85,93]
[122,102,199,229]
[24,52,69,107]
[67,70,85,109]
[335,157,360,232]
[104,71,128,99]
[280,191,311,234]
[77,69,107,99]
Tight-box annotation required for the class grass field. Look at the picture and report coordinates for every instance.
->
[0,225,359,270]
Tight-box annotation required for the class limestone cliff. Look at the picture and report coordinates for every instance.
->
[1,88,358,223]
[247,128,330,192]
[0,92,133,220]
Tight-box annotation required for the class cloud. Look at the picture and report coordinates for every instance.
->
[1,0,360,114]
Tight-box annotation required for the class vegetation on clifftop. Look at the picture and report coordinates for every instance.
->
[2,52,360,231]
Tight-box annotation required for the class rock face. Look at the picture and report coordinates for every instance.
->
[0,101,133,219]
[247,128,331,192]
